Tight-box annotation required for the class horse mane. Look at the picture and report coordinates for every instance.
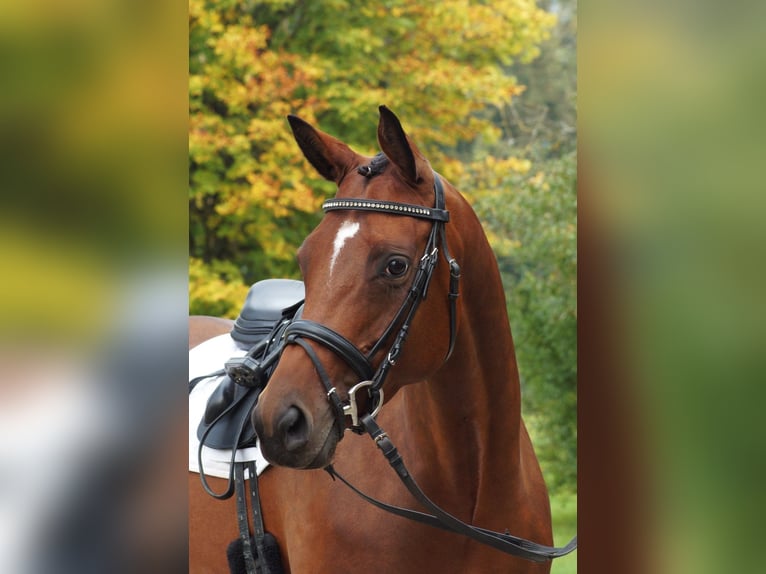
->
[357,152,389,178]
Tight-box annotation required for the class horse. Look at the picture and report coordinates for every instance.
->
[190,106,572,573]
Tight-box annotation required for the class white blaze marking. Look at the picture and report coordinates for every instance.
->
[329,220,360,275]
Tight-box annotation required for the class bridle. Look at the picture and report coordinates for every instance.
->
[272,170,578,561]
[264,170,577,562]
[282,172,460,436]
[191,167,578,565]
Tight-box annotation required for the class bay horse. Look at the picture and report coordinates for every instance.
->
[189,106,573,573]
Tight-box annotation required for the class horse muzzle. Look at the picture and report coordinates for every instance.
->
[252,399,340,469]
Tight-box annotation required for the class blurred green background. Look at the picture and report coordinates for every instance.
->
[0,2,189,573]
[579,1,766,573]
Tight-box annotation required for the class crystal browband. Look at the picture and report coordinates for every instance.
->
[322,198,450,222]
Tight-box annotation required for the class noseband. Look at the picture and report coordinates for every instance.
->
[282,173,461,436]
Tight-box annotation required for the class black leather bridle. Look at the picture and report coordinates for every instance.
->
[275,172,577,562]
[282,173,460,436]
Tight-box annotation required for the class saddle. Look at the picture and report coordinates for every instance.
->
[191,279,300,574]
[196,279,305,451]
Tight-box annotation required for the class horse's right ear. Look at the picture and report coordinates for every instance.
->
[287,115,358,183]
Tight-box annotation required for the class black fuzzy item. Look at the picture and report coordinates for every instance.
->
[226,534,284,574]
[226,538,247,574]
[260,533,285,574]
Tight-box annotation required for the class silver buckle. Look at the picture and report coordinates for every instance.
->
[341,380,384,429]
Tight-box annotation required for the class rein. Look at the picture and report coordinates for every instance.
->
[327,414,578,562]
[280,173,577,562]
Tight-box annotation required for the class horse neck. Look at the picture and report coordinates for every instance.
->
[400,216,524,510]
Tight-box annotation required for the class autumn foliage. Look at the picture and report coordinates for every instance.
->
[189,0,556,316]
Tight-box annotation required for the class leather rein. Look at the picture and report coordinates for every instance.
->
[282,173,577,562]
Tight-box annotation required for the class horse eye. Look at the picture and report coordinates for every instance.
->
[385,257,409,277]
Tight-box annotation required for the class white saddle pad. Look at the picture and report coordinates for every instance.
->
[189,333,269,478]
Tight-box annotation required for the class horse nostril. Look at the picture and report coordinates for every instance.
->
[277,406,310,452]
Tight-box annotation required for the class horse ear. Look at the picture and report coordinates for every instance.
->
[287,115,358,183]
[377,105,425,184]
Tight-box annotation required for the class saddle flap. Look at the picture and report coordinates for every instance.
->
[198,376,259,449]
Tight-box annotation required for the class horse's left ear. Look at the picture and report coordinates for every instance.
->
[377,105,428,185]
[287,115,359,183]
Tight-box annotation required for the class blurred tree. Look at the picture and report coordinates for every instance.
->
[457,0,576,165]
[500,0,576,161]
[189,257,250,318]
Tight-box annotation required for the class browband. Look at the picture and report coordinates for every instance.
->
[322,198,450,222]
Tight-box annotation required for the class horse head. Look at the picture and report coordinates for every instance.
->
[252,106,463,469]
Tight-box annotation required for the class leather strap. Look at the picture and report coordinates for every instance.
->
[285,320,374,382]
[197,390,244,499]
[233,461,277,574]
[326,414,577,562]
[246,461,273,574]
[292,338,347,438]
[234,462,258,574]
[323,198,449,222]
[434,174,461,360]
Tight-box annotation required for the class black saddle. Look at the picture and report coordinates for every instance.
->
[230,279,305,348]
[195,279,305,451]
